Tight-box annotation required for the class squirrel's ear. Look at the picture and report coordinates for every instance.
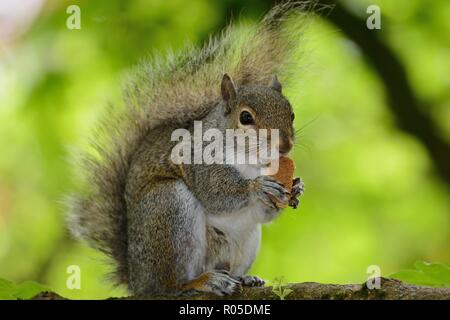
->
[221,73,237,102]
[269,75,282,93]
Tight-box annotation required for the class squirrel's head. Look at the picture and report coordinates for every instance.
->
[221,74,295,157]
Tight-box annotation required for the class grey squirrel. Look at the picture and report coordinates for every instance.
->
[67,2,309,296]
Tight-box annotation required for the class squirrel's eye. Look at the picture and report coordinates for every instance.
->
[239,111,254,125]
[291,113,295,121]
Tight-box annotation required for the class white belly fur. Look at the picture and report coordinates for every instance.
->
[206,206,262,276]
[206,163,267,276]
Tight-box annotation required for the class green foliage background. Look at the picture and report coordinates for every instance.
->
[0,0,449,299]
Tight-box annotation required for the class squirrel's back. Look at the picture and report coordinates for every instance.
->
[66,1,314,288]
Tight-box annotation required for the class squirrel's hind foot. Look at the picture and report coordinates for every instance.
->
[238,275,266,287]
[182,271,242,296]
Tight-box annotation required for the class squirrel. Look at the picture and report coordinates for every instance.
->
[67,2,309,296]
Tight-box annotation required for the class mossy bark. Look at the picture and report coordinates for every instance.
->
[32,278,450,300]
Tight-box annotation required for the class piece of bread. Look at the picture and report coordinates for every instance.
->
[266,156,295,208]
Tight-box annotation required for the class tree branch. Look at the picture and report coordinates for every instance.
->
[32,278,450,300]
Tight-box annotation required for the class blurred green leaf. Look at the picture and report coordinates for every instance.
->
[0,278,16,299]
[0,278,49,300]
[13,281,50,300]
[390,261,450,287]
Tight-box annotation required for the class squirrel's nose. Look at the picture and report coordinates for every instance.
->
[279,139,293,156]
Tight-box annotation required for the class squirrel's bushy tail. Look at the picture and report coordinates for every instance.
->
[66,1,318,288]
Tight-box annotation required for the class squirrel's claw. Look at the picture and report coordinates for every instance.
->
[289,196,299,209]
[291,177,305,196]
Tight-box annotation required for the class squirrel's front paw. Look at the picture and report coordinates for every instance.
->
[289,177,305,209]
[254,176,289,209]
